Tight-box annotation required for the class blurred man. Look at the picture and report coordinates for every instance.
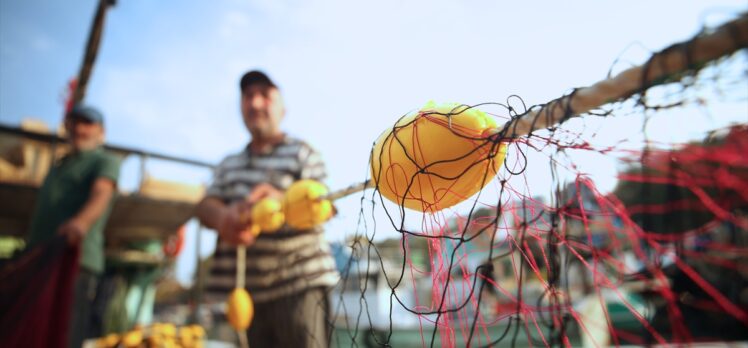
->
[196,70,339,347]
[27,105,120,347]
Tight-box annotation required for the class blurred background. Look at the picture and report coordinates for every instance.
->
[1,1,747,346]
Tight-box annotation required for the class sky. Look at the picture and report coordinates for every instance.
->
[1,0,746,285]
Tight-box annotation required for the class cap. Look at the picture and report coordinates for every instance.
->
[68,105,104,125]
[240,70,277,92]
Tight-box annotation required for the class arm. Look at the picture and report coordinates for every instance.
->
[198,160,255,245]
[58,178,115,246]
[196,196,228,230]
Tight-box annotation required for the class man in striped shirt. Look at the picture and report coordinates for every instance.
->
[196,70,339,347]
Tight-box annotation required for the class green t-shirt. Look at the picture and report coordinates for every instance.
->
[28,147,120,274]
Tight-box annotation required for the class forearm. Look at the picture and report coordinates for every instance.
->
[195,197,227,229]
[73,180,115,228]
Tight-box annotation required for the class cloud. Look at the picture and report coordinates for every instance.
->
[218,10,252,41]
[30,34,54,52]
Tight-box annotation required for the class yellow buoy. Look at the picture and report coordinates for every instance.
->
[187,324,206,338]
[121,330,143,347]
[95,333,119,348]
[161,323,177,337]
[370,101,507,212]
[147,334,163,346]
[178,326,196,347]
[251,197,285,233]
[283,179,333,229]
[226,288,254,331]
[104,333,120,347]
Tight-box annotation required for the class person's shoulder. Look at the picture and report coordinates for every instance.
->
[273,136,315,158]
[94,148,121,167]
[281,135,306,147]
[222,148,249,161]
[216,147,250,169]
[91,148,121,181]
[98,148,120,161]
[282,136,320,154]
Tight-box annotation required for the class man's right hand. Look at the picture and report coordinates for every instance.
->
[217,202,256,246]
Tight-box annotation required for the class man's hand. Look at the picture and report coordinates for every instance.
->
[57,217,90,246]
[217,202,256,246]
[196,183,283,246]
[246,183,283,205]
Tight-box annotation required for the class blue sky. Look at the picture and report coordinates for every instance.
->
[2,1,746,285]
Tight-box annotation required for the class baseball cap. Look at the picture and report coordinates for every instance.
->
[240,70,277,91]
[68,105,104,125]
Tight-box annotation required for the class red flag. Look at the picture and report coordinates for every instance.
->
[64,78,78,115]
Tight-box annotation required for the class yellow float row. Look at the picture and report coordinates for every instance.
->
[94,323,206,348]
[246,179,334,235]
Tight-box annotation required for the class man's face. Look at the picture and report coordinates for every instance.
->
[64,117,104,151]
[241,84,285,140]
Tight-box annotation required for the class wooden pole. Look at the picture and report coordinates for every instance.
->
[72,0,114,104]
[504,13,748,138]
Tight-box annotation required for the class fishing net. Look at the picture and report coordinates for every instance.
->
[0,236,80,348]
[328,15,748,347]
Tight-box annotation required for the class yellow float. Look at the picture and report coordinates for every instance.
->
[370,101,507,212]
[250,197,285,233]
[283,179,333,229]
[226,287,254,331]
[121,329,143,347]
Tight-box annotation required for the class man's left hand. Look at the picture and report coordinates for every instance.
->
[58,218,90,246]
[246,183,283,204]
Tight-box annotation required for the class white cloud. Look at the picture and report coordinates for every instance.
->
[30,34,54,52]
[249,0,289,16]
[218,10,252,41]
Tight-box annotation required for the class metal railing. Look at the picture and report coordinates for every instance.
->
[0,122,215,191]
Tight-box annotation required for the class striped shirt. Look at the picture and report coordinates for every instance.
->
[205,136,340,303]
